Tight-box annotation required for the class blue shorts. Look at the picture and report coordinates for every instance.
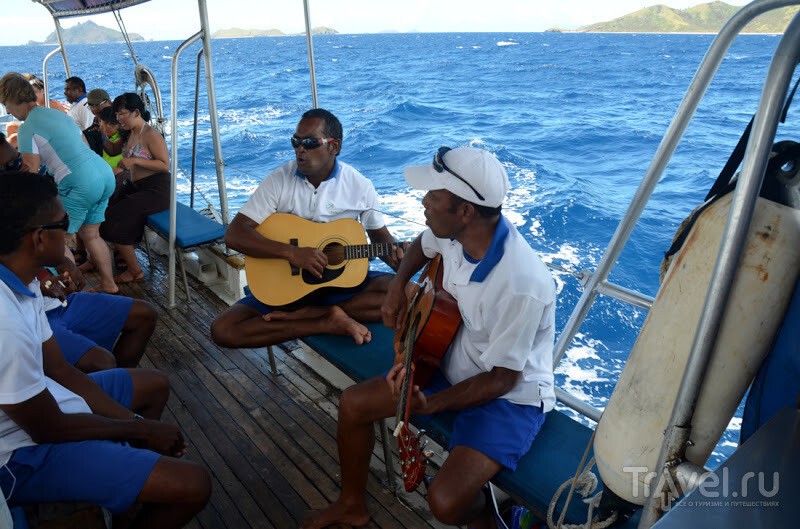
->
[0,369,160,514]
[46,292,133,365]
[59,166,115,232]
[238,270,389,314]
[413,371,546,470]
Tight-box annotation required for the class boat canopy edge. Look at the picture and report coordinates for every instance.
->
[31,0,152,19]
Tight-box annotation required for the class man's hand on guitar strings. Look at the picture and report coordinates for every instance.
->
[386,364,429,414]
[288,246,328,278]
[386,241,411,271]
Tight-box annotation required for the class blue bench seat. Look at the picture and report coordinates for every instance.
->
[146,202,226,248]
[145,202,227,302]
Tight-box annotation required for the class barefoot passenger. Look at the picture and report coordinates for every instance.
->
[0,171,210,527]
[211,108,405,349]
[301,147,556,529]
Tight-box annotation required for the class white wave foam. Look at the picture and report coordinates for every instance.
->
[496,41,519,47]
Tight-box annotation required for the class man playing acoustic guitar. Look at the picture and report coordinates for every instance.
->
[301,146,556,529]
[211,108,405,349]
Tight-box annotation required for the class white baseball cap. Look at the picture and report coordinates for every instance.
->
[404,146,509,208]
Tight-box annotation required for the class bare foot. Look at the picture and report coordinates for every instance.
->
[299,502,370,529]
[325,306,371,344]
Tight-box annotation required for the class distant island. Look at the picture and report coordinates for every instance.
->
[28,20,144,45]
[212,26,338,39]
[578,1,798,33]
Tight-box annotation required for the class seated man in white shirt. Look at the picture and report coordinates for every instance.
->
[211,108,405,349]
[301,147,557,529]
[0,171,210,527]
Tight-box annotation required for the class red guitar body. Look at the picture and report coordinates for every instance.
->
[394,254,462,492]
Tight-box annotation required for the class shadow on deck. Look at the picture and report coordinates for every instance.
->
[91,250,447,529]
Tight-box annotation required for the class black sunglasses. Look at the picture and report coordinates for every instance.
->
[1,153,23,173]
[432,147,485,201]
[291,136,336,150]
[31,212,70,232]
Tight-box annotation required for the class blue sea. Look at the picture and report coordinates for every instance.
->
[2,32,796,465]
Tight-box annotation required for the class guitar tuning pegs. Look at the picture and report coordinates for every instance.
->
[423,450,434,459]
[417,429,426,438]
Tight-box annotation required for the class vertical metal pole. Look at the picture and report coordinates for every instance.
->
[197,0,231,225]
[41,47,62,109]
[303,0,319,108]
[170,31,203,308]
[53,19,71,78]
[190,49,204,210]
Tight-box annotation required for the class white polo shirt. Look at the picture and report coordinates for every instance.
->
[238,159,385,229]
[68,96,94,131]
[0,265,91,466]
[420,217,556,410]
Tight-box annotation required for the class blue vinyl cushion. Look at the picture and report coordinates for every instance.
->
[146,202,226,249]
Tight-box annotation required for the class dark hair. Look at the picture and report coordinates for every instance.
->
[112,92,151,122]
[0,171,59,255]
[65,76,86,93]
[0,132,5,142]
[301,108,343,142]
[448,194,502,218]
[98,106,117,125]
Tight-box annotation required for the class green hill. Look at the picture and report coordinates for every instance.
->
[580,1,798,33]
[29,20,144,44]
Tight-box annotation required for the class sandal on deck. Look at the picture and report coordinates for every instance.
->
[114,269,145,284]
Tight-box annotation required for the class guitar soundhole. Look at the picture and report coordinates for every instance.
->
[323,243,346,266]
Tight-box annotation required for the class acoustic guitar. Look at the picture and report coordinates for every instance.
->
[392,254,462,492]
[245,213,401,306]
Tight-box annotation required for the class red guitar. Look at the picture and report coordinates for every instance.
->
[392,254,462,493]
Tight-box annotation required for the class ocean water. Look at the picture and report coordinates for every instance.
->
[2,32,796,465]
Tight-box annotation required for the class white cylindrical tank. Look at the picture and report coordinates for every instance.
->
[594,193,800,505]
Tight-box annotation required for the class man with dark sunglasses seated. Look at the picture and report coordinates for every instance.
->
[211,108,406,349]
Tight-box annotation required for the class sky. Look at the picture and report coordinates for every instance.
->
[1,0,750,46]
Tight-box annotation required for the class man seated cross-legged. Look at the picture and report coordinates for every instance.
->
[301,147,557,529]
[0,171,210,528]
[211,108,405,349]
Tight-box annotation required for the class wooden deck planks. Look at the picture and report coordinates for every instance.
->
[86,250,448,529]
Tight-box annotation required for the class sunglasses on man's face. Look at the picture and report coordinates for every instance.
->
[432,146,485,201]
[1,153,23,173]
[31,212,70,232]
[290,136,336,150]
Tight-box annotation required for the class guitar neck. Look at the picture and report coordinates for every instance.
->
[344,242,398,260]
[395,315,418,426]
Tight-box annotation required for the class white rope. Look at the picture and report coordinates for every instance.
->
[547,456,618,529]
